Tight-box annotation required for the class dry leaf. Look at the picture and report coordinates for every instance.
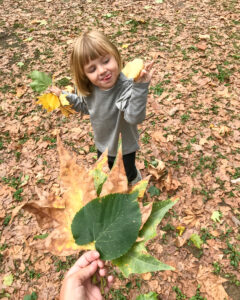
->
[23,137,150,256]
[122,58,144,80]
[148,160,166,180]
[197,266,229,300]
[196,41,207,51]
[16,86,26,98]
[152,131,167,143]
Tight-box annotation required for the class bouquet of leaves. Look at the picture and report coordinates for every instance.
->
[29,70,76,117]
[23,137,177,277]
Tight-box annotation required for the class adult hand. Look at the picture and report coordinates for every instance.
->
[135,61,155,83]
[60,251,113,300]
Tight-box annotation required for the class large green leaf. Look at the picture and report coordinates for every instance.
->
[71,192,141,260]
[140,199,177,242]
[29,70,52,93]
[113,199,177,276]
[135,292,158,300]
[113,241,173,277]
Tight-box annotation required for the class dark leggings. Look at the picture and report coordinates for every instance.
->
[97,150,137,182]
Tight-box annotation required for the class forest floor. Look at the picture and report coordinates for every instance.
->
[0,0,240,299]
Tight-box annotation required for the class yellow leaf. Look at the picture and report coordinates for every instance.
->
[3,273,13,286]
[122,58,144,80]
[59,105,76,117]
[36,93,60,112]
[176,225,185,236]
[59,94,70,106]
[122,44,129,49]
[64,85,74,93]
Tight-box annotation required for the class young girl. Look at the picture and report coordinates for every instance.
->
[52,31,154,184]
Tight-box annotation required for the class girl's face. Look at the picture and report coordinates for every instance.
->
[84,54,120,90]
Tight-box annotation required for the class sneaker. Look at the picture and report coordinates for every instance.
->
[129,169,142,186]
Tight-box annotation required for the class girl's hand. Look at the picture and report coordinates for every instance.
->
[135,61,154,83]
[48,86,62,97]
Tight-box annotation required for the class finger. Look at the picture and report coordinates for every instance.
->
[77,251,100,268]
[72,260,98,283]
[66,251,100,276]
[145,61,154,71]
[104,275,114,293]
[99,268,107,277]
[139,69,147,79]
[97,259,104,269]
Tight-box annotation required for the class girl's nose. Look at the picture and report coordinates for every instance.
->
[98,65,106,75]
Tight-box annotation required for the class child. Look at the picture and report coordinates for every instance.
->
[51,31,154,184]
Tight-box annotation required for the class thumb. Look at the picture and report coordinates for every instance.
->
[74,260,98,283]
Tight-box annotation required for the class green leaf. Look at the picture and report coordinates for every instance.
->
[156,0,163,3]
[190,234,203,249]
[91,168,107,196]
[33,233,49,240]
[140,199,177,242]
[17,62,24,67]
[113,240,173,277]
[113,199,177,276]
[3,274,13,286]
[72,192,141,260]
[24,292,38,300]
[29,71,52,93]
[148,186,160,197]
[211,210,222,222]
[136,292,158,300]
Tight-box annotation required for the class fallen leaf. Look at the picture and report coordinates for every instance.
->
[16,86,26,98]
[36,93,60,112]
[148,160,166,180]
[196,41,207,51]
[122,58,144,80]
[211,211,222,223]
[3,273,13,286]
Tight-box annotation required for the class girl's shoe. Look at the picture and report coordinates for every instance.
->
[129,169,142,186]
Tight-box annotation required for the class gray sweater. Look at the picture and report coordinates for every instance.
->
[65,72,149,156]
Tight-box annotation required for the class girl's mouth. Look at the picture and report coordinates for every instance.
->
[102,74,112,81]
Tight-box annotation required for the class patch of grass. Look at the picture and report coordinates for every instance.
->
[1,175,24,201]
[212,261,222,275]
[23,291,38,300]
[19,133,29,145]
[193,155,217,175]
[189,285,207,300]
[173,286,186,299]
[141,132,151,144]
[109,288,127,300]
[54,255,77,272]
[150,82,164,96]
[223,241,240,269]
[3,215,11,226]
[0,84,11,94]
[200,228,215,243]
[181,113,190,124]
[167,155,185,169]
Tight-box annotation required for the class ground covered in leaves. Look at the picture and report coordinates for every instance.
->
[0,0,240,299]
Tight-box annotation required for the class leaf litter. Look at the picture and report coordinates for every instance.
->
[0,0,240,299]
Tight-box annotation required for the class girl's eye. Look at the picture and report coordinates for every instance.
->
[88,67,96,73]
[103,58,109,64]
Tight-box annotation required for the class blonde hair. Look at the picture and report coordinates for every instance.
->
[70,31,122,96]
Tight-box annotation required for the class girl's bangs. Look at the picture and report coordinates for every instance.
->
[81,39,110,65]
